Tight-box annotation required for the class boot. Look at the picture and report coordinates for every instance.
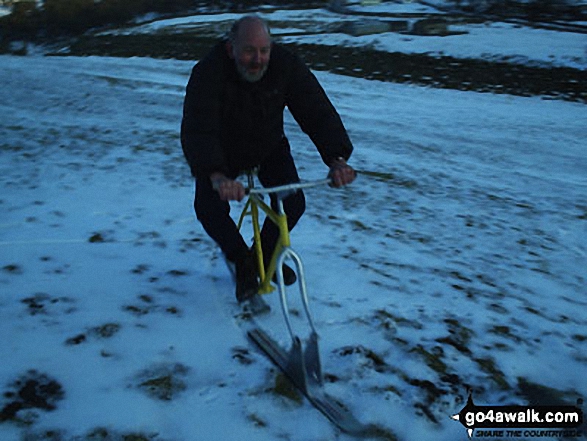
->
[273,262,297,286]
[235,249,259,303]
[253,247,297,286]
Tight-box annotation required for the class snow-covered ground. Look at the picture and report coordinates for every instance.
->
[1,3,586,441]
[113,2,587,69]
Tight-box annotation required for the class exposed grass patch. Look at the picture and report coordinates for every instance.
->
[0,370,65,425]
[408,378,448,424]
[435,318,474,355]
[134,363,189,401]
[22,427,165,440]
[65,322,121,346]
[374,308,423,330]
[246,412,269,428]
[488,324,522,343]
[360,424,399,441]
[335,345,391,374]
[122,294,182,318]
[21,293,76,316]
[272,372,303,404]
[2,263,23,274]
[88,232,109,243]
[358,169,418,189]
[517,377,580,406]
[474,357,510,390]
[59,30,587,103]
[231,347,256,366]
[410,345,448,375]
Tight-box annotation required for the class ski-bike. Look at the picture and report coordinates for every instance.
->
[231,170,369,435]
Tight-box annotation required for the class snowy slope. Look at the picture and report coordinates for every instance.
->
[1,6,586,441]
[113,4,587,69]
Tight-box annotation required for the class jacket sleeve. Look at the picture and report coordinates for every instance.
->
[180,61,227,178]
[285,53,353,165]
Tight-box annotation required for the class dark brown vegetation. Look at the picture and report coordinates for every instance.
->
[64,31,587,103]
[1,0,585,103]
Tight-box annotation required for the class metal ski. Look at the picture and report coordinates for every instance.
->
[247,249,369,435]
[248,327,368,435]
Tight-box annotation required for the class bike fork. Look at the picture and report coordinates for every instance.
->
[275,247,324,390]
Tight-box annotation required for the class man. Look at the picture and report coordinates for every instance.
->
[181,15,356,302]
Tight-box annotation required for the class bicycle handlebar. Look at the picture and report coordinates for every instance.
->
[246,178,332,196]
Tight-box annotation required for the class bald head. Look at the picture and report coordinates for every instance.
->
[227,16,272,82]
[229,15,271,44]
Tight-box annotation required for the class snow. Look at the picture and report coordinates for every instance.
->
[1,3,586,441]
[111,4,587,69]
[281,20,587,68]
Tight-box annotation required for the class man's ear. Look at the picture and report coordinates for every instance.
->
[225,41,234,59]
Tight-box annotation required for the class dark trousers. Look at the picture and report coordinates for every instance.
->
[194,143,306,263]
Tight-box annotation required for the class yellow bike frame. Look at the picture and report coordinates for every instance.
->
[235,172,329,295]
[239,172,367,434]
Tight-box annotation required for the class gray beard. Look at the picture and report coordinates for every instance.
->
[236,63,268,83]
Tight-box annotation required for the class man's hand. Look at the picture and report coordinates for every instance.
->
[210,173,246,201]
[328,157,356,188]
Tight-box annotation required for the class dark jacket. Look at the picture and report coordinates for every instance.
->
[181,41,354,178]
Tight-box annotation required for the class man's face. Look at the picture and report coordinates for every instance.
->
[230,21,271,83]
